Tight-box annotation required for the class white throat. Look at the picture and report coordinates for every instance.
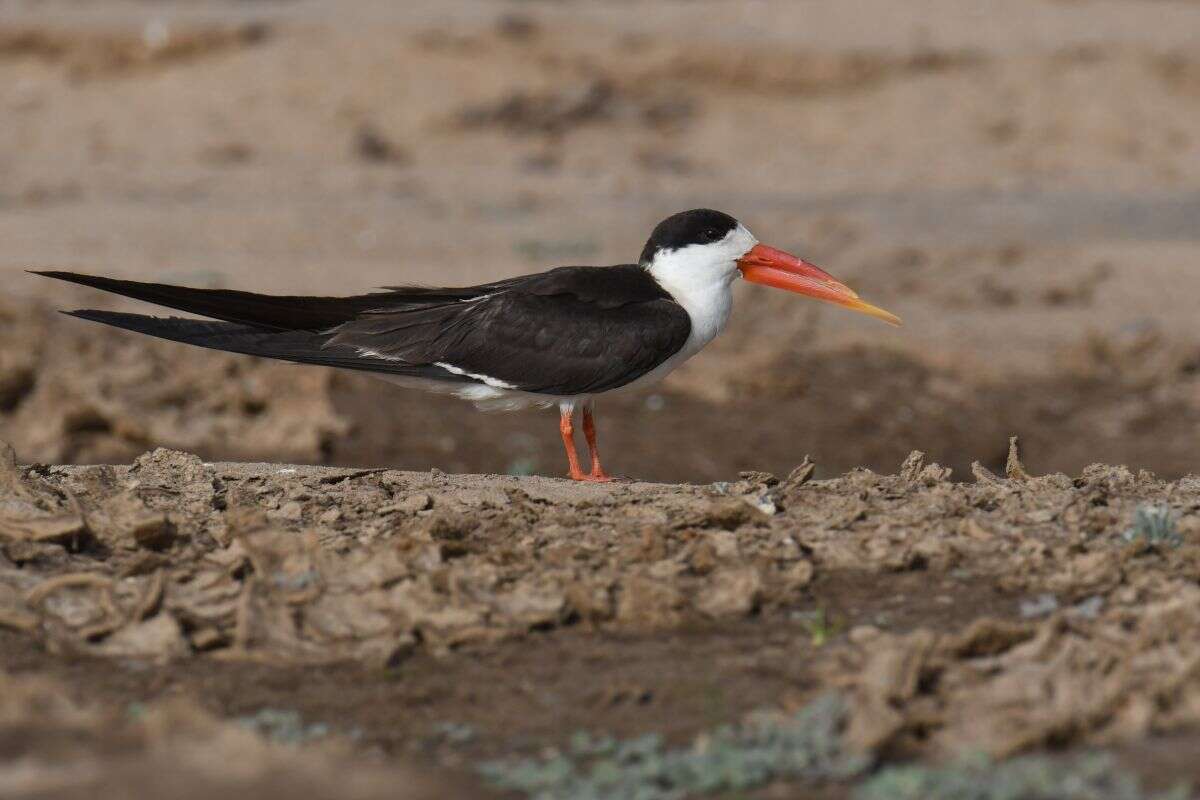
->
[645,223,757,355]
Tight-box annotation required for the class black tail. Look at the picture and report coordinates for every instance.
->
[32,271,407,332]
[63,310,469,380]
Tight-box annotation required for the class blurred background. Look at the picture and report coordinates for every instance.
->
[2,0,1199,482]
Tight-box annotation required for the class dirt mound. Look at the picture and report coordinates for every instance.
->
[0,448,817,663]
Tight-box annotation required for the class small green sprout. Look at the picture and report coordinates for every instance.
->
[235,708,330,745]
[1122,505,1182,549]
[797,607,838,647]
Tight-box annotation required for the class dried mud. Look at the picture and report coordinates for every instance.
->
[3,444,1200,796]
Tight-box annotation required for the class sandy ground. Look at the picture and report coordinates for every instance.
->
[4,446,1200,798]
[2,0,1200,797]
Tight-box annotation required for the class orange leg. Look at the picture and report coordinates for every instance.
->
[581,404,613,482]
[559,406,586,480]
[559,405,613,482]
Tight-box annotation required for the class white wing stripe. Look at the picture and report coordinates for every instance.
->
[434,362,518,390]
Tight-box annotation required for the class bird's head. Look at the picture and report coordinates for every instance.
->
[640,209,900,326]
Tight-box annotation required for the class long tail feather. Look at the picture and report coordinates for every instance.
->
[64,310,472,381]
[33,271,405,331]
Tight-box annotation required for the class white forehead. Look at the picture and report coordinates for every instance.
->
[723,223,758,257]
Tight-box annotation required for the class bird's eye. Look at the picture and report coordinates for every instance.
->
[703,228,720,242]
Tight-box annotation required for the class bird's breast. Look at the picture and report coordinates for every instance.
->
[667,273,735,354]
[612,276,734,395]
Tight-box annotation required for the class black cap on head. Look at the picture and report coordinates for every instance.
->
[639,209,739,265]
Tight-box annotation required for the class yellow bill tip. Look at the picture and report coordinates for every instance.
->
[842,297,903,327]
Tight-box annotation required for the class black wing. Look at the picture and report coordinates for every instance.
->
[35,266,692,396]
[327,266,692,395]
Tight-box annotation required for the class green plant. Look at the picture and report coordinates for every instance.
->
[478,693,870,800]
[856,753,1190,800]
[797,607,838,646]
[235,708,332,745]
[1122,505,1182,548]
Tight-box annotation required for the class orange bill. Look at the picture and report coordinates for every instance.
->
[737,243,901,326]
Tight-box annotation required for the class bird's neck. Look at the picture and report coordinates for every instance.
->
[650,264,737,352]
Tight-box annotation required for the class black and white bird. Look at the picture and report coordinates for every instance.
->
[34,209,899,481]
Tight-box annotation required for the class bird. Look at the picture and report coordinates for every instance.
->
[32,209,899,482]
